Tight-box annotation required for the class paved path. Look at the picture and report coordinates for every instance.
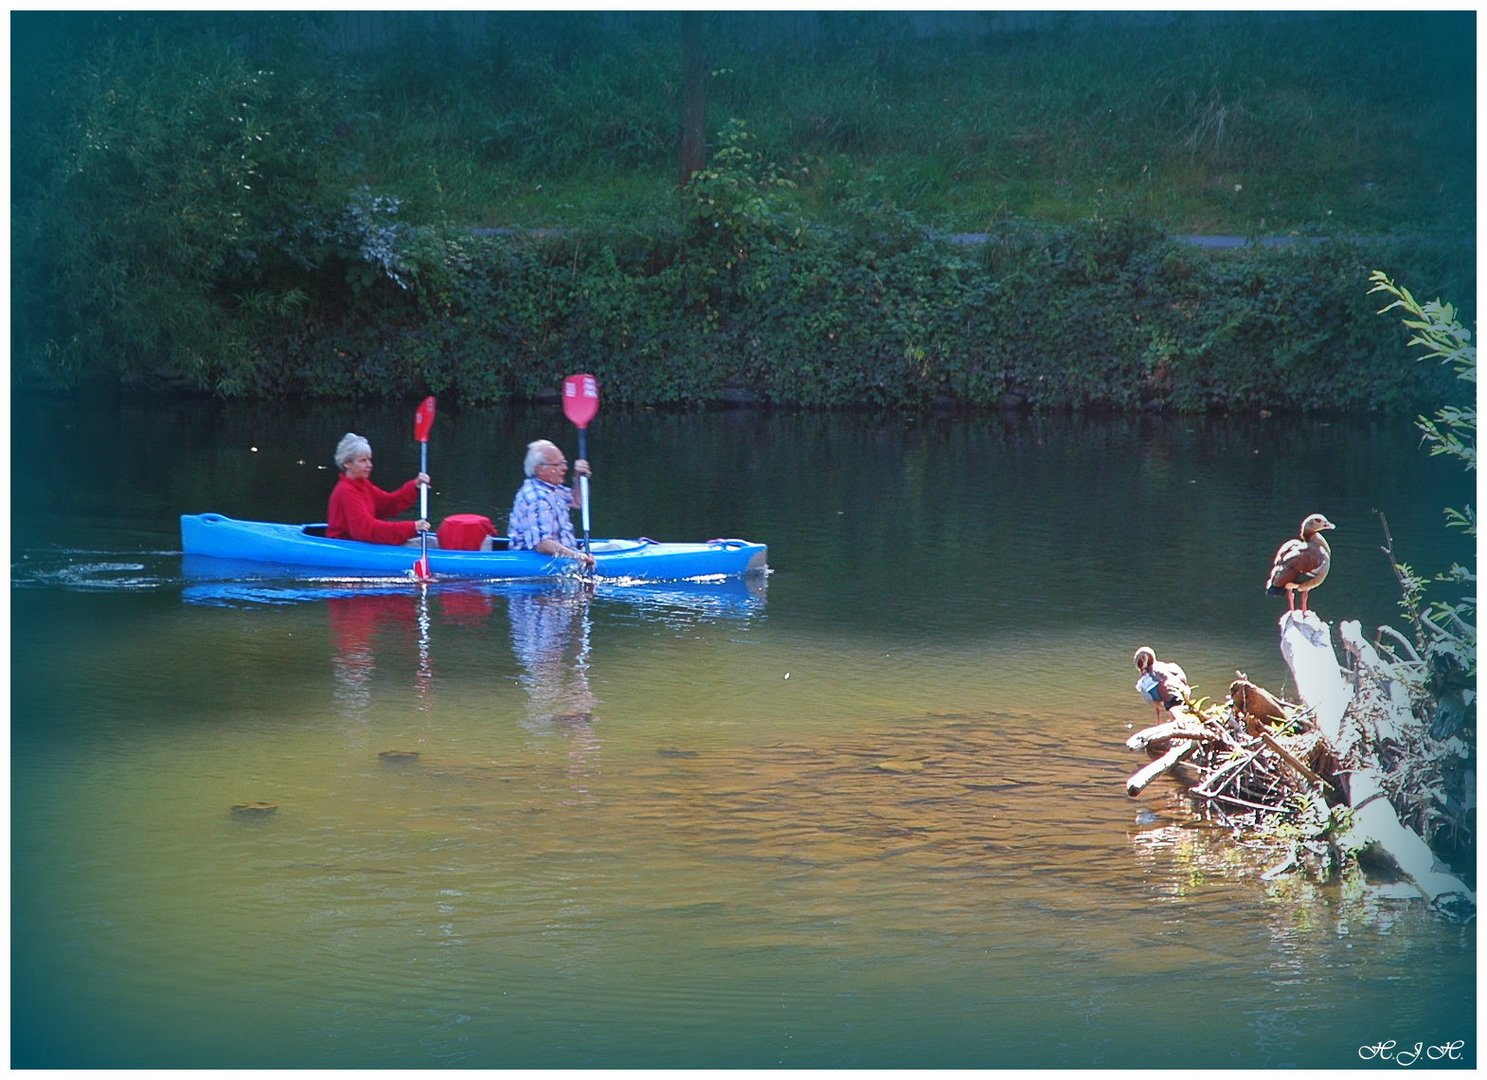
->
[471,225,1344,249]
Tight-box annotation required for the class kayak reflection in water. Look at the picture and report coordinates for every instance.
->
[510,583,600,806]
[510,584,597,728]
[326,591,421,717]
[327,432,430,544]
[324,588,497,719]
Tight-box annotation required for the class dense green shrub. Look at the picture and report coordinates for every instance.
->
[11,13,1474,413]
[204,197,1467,414]
[11,15,355,392]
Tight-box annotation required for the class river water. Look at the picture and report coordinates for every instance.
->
[10,396,1476,1069]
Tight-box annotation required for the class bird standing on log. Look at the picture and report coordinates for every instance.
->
[1265,513,1335,614]
[1228,673,1292,735]
[1133,646,1192,721]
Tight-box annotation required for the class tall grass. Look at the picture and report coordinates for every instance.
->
[329,10,1471,236]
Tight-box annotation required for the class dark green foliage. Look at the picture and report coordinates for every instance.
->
[10,11,1475,412]
[194,202,1468,414]
[12,13,351,393]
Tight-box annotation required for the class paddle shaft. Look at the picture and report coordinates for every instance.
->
[419,441,429,521]
[577,427,590,549]
[412,396,436,579]
[417,440,430,571]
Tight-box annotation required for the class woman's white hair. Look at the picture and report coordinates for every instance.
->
[335,432,372,470]
[523,439,558,477]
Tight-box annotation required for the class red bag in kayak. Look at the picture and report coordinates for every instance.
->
[437,513,499,551]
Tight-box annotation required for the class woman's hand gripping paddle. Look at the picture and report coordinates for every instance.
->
[562,374,599,552]
[413,396,437,581]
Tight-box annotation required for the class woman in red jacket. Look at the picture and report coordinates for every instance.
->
[326,432,430,544]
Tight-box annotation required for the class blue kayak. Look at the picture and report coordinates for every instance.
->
[180,513,767,581]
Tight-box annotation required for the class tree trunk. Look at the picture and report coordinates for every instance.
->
[678,11,707,190]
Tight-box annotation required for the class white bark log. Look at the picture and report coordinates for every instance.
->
[1347,772,1476,912]
[1277,611,1350,748]
[1125,708,1213,753]
[1126,719,1188,753]
[1126,742,1196,797]
[1278,612,1475,913]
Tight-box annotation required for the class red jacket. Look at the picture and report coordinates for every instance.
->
[326,475,421,544]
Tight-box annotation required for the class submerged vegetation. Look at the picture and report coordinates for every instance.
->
[10,11,1476,407]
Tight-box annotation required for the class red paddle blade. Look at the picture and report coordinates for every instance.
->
[414,396,437,443]
[562,374,600,429]
[413,555,432,582]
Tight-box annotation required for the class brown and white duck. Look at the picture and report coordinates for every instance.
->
[1265,513,1335,614]
[1228,673,1292,735]
[1133,646,1192,720]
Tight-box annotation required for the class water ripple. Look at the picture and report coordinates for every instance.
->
[11,550,181,591]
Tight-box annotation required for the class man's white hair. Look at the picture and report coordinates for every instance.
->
[523,439,559,477]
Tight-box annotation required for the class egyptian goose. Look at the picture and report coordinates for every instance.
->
[1133,646,1192,720]
[1228,674,1291,735]
[1265,514,1335,613]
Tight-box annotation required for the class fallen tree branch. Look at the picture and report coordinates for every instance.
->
[1193,746,1263,798]
[1198,790,1290,815]
[1258,730,1333,793]
[1126,718,1196,753]
[1278,611,1350,748]
[1126,742,1196,797]
[1346,772,1477,917]
[1374,623,1423,664]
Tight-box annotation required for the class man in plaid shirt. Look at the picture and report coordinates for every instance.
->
[507,439,596,568]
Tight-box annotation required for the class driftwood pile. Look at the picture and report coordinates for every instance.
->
[1125,676,1338,875]
[1126,611,1475,919]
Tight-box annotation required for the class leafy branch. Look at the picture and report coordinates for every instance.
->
[1369,270,1476,475]
[1368,270,1476,687]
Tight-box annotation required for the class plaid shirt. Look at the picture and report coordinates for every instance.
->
[507,476,577,551]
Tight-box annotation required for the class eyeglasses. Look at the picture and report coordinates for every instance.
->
[538,459,567,470]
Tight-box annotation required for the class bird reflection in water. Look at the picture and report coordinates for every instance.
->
[508,581,600,805]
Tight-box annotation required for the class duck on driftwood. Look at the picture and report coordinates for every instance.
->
[1228,672,1293,735]
[1133,646,1192,721]
[1265,513,1335,614]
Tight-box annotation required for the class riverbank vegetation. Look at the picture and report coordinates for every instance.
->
[1369,274,1476,879]
[11,11,1475,409]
